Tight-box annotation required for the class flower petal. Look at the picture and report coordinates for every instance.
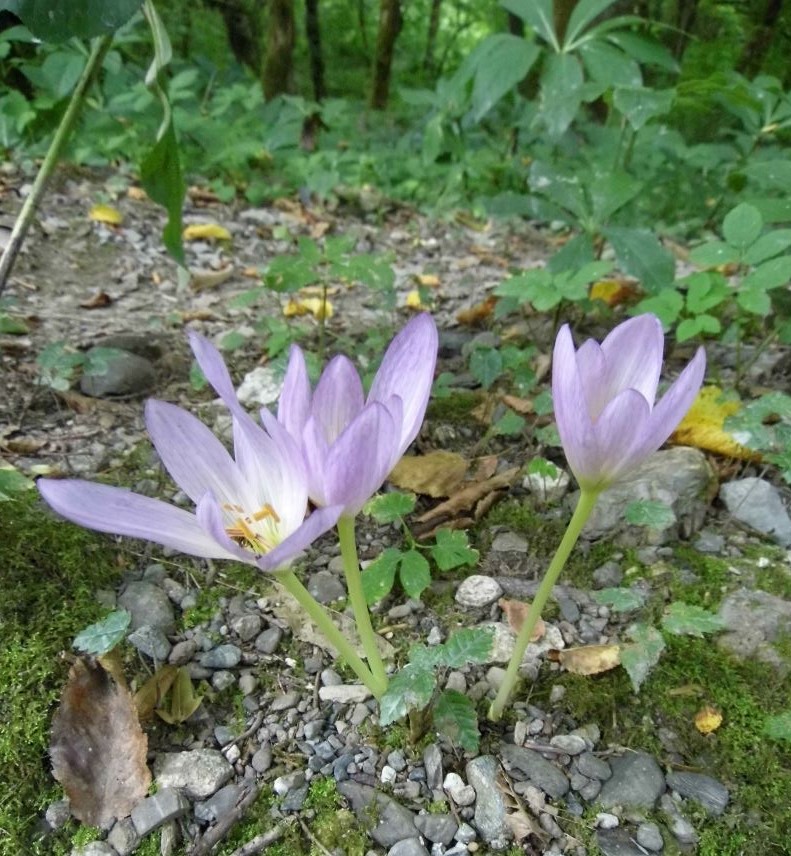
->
[590,388,652,487]
[189,332,249,423]
[38,479,239,560]
[195,492,262,564]
[256,505,343,571]
[600,314,664,407]
[311,355,364,445]
[368,314,438,453]
[258,408,310,530]
[145,400,249,508]
[278,344,312,439]
[323,402,399,515]
[301,415,331,506]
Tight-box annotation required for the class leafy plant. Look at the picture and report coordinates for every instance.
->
[725,392,791,482]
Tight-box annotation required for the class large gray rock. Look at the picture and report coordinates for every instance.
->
[718,588,791,667]
[80,348,155,397]
[466,755,510,846]
[154,750,233,800]
[596,828,649,856]
[584,447,716,543]
[131,788,189,836]
[597,752,665,809]
[337,780,417,848]
[720,478,791,545]
[118,581,175,633]
[666,771,729,816]
[500,744,569,799]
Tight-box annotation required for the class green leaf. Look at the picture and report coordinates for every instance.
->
[492,409,525,436]
[495,269,552,302]
[741,256,791,291]
[533,389,554,416]
[2,0,142,41]
[723,203,763,251]
[661,602,725,637]
[526,456,559,478]
[563,0,620,47]
[0,465,35,500]
[745,160,791,192]
[624,500,676,528]
[219,330,247,351]
[620,622,665,692]
[0,313,29,334]
[364,492,416,523]
[612,86,674,130]
[439,627,494,668]
[676,314,720,342]
[689,241,740,268]
[140,121,185,265]
[540,53,584,138]
[764,711,791,743]
[685,272,728,314]
[737,287,771,316]
[603,227,675,294]
[379,664,436,726]
[579,40,641,89]
[547,233,596,273]
[433,690,480,752]
[589,173,641,225]
[470,34,540,121]
[607,32,679,72]
[469,347,503,390]
[73,610,131,655]
[501,0,558,49]
[431,529,479,571]
[399,550,431,600]
[361,548,401,605]
[157,666,202,724]
[635,288,683,326]
[593,587,646,613]
[743,230,791,265]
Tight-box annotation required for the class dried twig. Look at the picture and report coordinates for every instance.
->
[188,783,261,856]
[226,818,295,856]
[221,711,264,752]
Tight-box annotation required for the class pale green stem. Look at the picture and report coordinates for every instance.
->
[337,515,389,691]
[0,34,114,293]
[488,489,600,721]
[275,568,385,698]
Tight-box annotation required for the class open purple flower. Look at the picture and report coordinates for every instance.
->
[39,335,342,571]
[278,313,438,515]
[552,314,706,493]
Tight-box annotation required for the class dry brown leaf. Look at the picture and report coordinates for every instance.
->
[390,450,469,498]
[309,221,331,239]
[501,394,534,415]
[498,599,545,641]
[50,658,151,826]
[89,204,123,226]
[179,309,217,323]
[79,290,113,309]
[670,386,758,460]
[126,186,147,201]
[556,644,621,676]
[183,223,232,242]
[188,186,222,205]
[694,705,723,734]
[134,664,178,720]
[2,436,45,454]
[471,455,498,481]
[471,394,498,424]
[456,295,497,327]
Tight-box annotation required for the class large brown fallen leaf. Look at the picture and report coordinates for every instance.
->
[389,450,469,498]
[670,386,758,460]
[50,658,151,826]
[498,599,546,641]
[552,644,622,676]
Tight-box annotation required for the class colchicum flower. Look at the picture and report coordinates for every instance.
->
[278,313,438,515]
[39,334,342,571]
[552,313,706,493]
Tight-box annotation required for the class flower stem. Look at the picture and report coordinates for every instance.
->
[337,515,389,691]
[275,568,386,698]
[488,489,600,721]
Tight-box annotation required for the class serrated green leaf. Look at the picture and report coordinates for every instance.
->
[399,550,431,600]
[764,711,791,742]
[431,529,479,571]
[469,347,503,389]
[439,627,494,668]
[364,491,416,523]
[661,602,725,637]
[723,202,763,251]
[593,587,646,612]
[408,642,445,671]
[73,610,131,655]
[433,690,480,752]
[620,622,665,692]
[379,664,436,726]
[624,500,676,529]
[361,548,401,605]
[493,409,525,437]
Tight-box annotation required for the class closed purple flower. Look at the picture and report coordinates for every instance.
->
[39,335,342,571]
[278,313,438,515]
[552,314,705,492]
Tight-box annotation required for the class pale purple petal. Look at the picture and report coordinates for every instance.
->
[574,339,607,418]
[189,332,249,424]
[590,388,652,486]
[195,493,262,564]
[257,505,343,571]
[278,345,311,438]
[38,479,239,560]
[323,402,399,515]
[311,355,365,444]
[368,314,438,453]
[145,400,248,508]
[258,408,310,530]
[301,415,331,506]
[599,314,663,407]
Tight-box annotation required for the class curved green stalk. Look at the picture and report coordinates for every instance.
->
[337,515,389,691]
[488,489,600,721]
[275,568,385,698]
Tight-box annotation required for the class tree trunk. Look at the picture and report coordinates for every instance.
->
[206,0,265,75]
[304,0,325,100]
[737,0,784,78]
[423,0,442,71]
[370,0,403,110]
[263,0,295,100]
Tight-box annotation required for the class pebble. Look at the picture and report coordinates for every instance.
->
[424,744,443,789]
[500,744,569,798]
[128,624,171,661]
[194,783,242,822]
[659,793,699,846]
[596,828,649,856]
[490,531,529,552]
[71,844,116,856]
[131,788,189,836]
[592,561,623,589]
[720,477,791,545]
[168,639,197,665]
[549,734,587,755]
[154,750,233,800]
[466,756,509,845]
[199,644,242,669]
[107,817,139,856]
[307,570,346,603]
[636,821,664,851]
[665,770,729,816]
[577,752,612,781]
[231,613,262,641]
[415,813,459,845]
[318,684,371,703]
[387,840,429,856]
[270,691,300,712]
[118,581,175,633]
[455,575,503,608]
[45,799,70,831]
[598,752,665,809]
[338,781,418,848]
[595,813,619,829]
[523,468,570,503]
[255,626,283,654]
[80,348,155,397]
[274,771,305,796]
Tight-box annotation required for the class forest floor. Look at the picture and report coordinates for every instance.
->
[2,166,791,856]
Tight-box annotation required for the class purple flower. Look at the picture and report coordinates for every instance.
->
[278,313,438,515]
[552,314,705,492]
[39,335,342,571]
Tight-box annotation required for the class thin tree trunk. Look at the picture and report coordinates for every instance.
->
[672,0,700,61]
[263,0,295,100]
[305,0,325,100]
[738,0,784,78]
[206,0,265,75]
[357,0,370,58]
[423,0,442,71]
[370,0,402,110]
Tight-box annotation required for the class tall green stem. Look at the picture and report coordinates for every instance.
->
[337,515,389,691]
[275,568,386,698]
[0,35,114,294]
[488,489,600,721]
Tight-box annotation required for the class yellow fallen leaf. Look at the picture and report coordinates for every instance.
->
[127,186,147,201]
[415,274,440,288]
[390,450,469,497]
[694,705,723,734]
[557,644,622,676]
[589,278,639,307]
[283,296,334,320]
[670,386,757,460]
[89,203,123,226]
[405,289,429,310]
[183,223,232,242]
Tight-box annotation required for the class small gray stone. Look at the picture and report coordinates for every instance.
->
[549,734,587,755]
[318,684,371,703]
[195,783,242,822]
[596,813,619,829]
[694,529,726,554]
[387,839,429,856]
[718,588,791,663]
[337,781,418,848]
[251,746,272,773]
[443,773,475,807]
[168,639,197,665]
[72,844,117,856]
[455,575,503,608]
[388,750,407,772]
[307,570,346,603]
[118,581,175,633]
[721,478,791,545]
[45,799,70,830]
[636,821,664,851]
[523,467,570,503]
[81,348,155,397]
[131,788,189,836]
[466,755,510,844]
[200,644,242,669]
[598,752,664,809]
[424,744,443,790]
[239,673,257,695]
[321,668,343,686]
[211,670,236,691]
[596,828,649,856]
[500,744,569,798]
[128,624,172,661]
[270,691,300,712]
[666,771,729,816]
[281,783,309,812]
[577,752,612,781]
[660,793,698,846]
[415,813,458,845]
[274,771,305,796]
[231,614,262,642]
[255,626,282,654]
[237,366,282,408]
[490,531,529,553]
[592,561,623,589]
[154,750,233,800]
[107,817,139,856]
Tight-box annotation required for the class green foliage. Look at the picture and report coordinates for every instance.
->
[430,529,479,571]
[620,622,666,692]
[764,712,791,743]
[592,586,646,613]
[0,464,35,500]
[661,602,725,638]
[72,610,131,655]
[624,500,676,529]
[364,491,417,524]
[433,689,480,752]
[2,0,142,42]
[725,392,791,482]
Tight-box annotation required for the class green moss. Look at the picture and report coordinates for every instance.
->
[427,390,481,423]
